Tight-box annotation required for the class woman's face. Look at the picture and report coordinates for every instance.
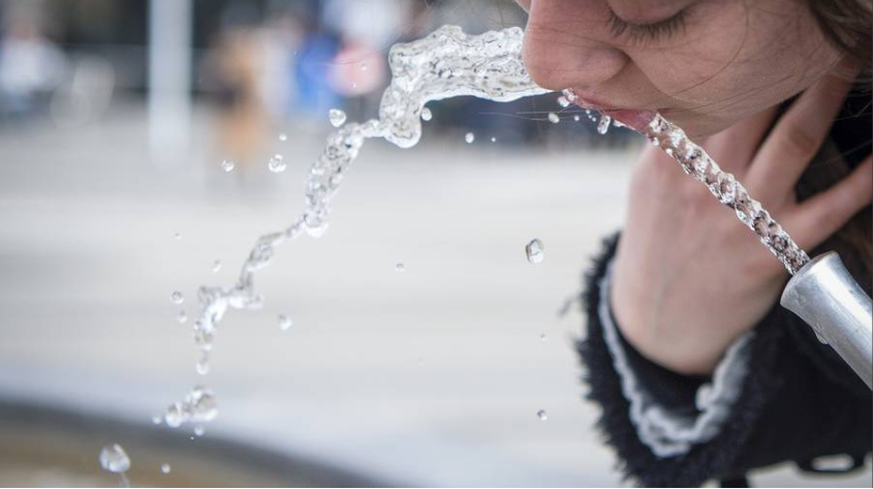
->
[516,0,843,137]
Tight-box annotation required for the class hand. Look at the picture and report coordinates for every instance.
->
[610,73,873,376]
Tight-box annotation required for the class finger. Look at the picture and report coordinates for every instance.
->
[747,73,855,195]
[790,155,873,251]
[703,106,779,177]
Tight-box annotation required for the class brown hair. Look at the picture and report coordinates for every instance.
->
[799,0,872,289]
[805,0,873,82]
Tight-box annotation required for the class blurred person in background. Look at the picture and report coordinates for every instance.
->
[202,1,271,179]
[0,0,66,122]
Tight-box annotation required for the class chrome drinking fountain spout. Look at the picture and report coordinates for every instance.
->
[781,252,873,389]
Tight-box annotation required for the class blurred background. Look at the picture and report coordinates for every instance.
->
[0,0,868,486]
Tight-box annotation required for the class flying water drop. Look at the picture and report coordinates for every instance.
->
[465,132,476,144]
[329,109,347,128]
[212,260,222,273]
[597,115,612,135]
[557,95,570,108]
[195,358,210,376]
[171,291,184,305]
[194,425,206,437]
[221,159,235,173]
[421,107,433,121]
[177,310,188,324]
[278,315,293,331]
[278,133,288,142]
[547,112,560,124]
[161,463,171,474]
[525,239,545,265]
[99,444,131,473]
[268,154,287,173]
[537,409,548,421]
[395,263,407,273]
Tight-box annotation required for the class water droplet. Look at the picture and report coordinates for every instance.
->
[540,333,547,342]
[278,133,288,142]
[361,63,369,71]
[537,409,548,421]
[152,415,162,425]
[490,137,497,143]
[573,115,581,122]
[278,315,293,331]
[525,239,545,265]
[421,107,433,121]
[547,112,560,124]
[212,260,222,273]
[99,444,131,473]
[161,463,171,474]
[164,386,218,429]
[194,425,206,437]
[195,360,210,376]
[465,132,476,144]
[174,232,182,240]
[177,310,188,324]
[395,263,407,273]
[329,109,347,128]
[171,291,184,305]
[557,95,570,108]
[268,154,287,173]
[597,115,612,135]
[221,159,235,173]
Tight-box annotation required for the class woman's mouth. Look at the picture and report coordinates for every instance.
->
[563,89,657,132]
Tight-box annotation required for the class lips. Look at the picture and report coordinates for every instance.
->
[562,88,657,132]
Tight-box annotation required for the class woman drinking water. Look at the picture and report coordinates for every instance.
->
[515,0,872,486]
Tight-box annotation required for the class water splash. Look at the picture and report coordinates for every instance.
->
[163,386,218,428]
[173,25,809,431]
[170,26,549,428]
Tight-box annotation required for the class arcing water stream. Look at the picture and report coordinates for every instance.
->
[160,25,808,428]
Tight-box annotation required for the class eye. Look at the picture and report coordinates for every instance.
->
[607,8,689,44]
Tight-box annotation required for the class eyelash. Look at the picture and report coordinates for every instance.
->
[607,9,688,44]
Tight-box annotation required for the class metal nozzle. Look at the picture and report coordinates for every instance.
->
[781,252,873,389]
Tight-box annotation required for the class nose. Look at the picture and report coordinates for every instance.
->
[522,1,629,91]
